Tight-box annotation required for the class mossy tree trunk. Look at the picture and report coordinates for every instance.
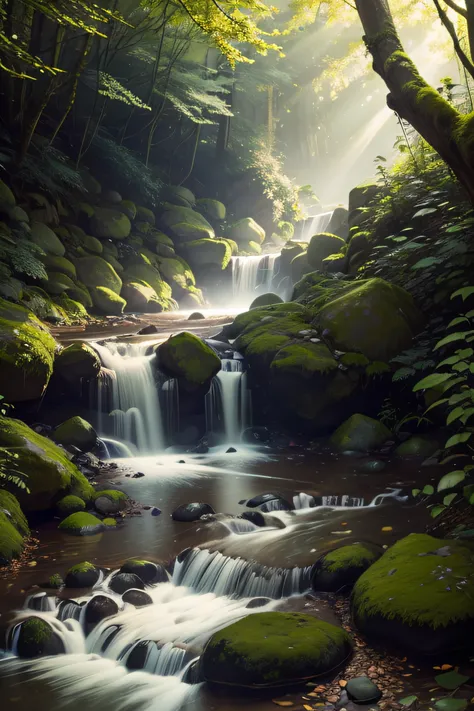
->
[355,0,474,202]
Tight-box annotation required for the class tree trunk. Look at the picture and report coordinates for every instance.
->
[355,0,474,201]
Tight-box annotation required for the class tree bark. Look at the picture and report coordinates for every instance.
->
[355,0,474,201]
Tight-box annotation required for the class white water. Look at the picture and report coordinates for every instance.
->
[231,253,281,308]
[206,359,251,444]
[92,341,165,453]
[300,210,334,242]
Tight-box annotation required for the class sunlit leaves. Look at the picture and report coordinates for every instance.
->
[412,372,453,391]
[437,471,466,491]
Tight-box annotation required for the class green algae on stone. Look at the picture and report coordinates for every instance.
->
[331,414,391,452]
[103,517,117,527]
[41,255,77,279]
[55,342,101,384]
[311,543,382,592]
[351,533,474,655]
[249,293,283,310]
[196,198,226,221]
[181,238,232,270]
[30,222,65,256]
[91,207,131,240]
[58,512,105,535]
[156,331,221,388]
[395,436,439,458]
[228,217,265,246]
[53,416,97,452]
[91,286,126,315]
[307,232,345,270]
[65,561,100,588]
[15,616,65,658]
[56,495,86,516]
[74,255,122,294]
[200,612,352,688]
[160,205,214,242]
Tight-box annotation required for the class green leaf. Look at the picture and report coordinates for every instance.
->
[413,207,437,217]
[434,699,467,711]
[460,406,474,423]
[451,286,474,301]
[434,331,474,350]
[412,488,421,497]
[446,432,472,448]
[438,470,466,491]
[443,493,457,506]
[449,390,474,405]
[423,484,435,495]
[445,225,465,233]
[413,372,453,391]
[448,316,469,328]
[424,398,448,414]
[399,696,418,708]
[435,670,470,690]
[453,362,469,372]
[447,406,467,425]
[412,257,441,270]
[431,505,445,518]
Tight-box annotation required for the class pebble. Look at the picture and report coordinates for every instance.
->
[151,507,161,516]
[132,472,145,478]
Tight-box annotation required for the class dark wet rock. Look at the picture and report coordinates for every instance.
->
[188,312,205,320]
[192,441,209,454]
[178,459,186,464]
[65,561,100,588]
[395,436,439,458]
[242,426,271,444]
[331,414,391,453]
[100,625,121,652]
[138,324,159,335]
[13,617,65,658]
[240,510,287,529]
[151,507,161,516]
[246,597,271,609]
[245,492,292,512]
[122,589,153,607]
[172,502,215,522]
[355,459,386,473]
[226,447,237,453]
[311,543,383,593]
[109,572,145,594]
[200,612,352,688]
[125,640,155,670]
[346,677,382,704]
[246,492,286,508]
[132,471,145,478]
[84,594,119,630]
[120,558,167,584]
[182,659,203,684]
[176,547,193,563]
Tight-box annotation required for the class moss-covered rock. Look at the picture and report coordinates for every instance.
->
[55,342,101,384]
[121,282,163,313]
[348,182,380,213]
[0,417,94,512]
[53,416,97,452]
[8,205,29,223]
[156,332,221,388]
[90,207,131,240]
[0,275,23,301]
[246,240,262,255]
[181,238,232,270]
[64,561,100,588]
[56,495,86,516]
[30,221,65,256]
[0,298,57,402]
[291,251,312,282]
[196,198,226,221]
[229,217,265,245]
[352,534,474,655]
[136,205,155,225]
[162,185,195,207]
[41,255,76,279]
[120,200,137,220]
[42,271,76,296]
[83,233,103,255]
[123,262,163,295]
[103,517,117,527]
[331,414,390,452]
[315,278,423,361]
[74,255,122,294]
[226,302,310,340]
[250,293,284,310]
[395,436,439,458]
[21,287,66,324]
[13,617,65,658]
[200,612,352,688]
[0,491,29,566]
[311,543,382,592]
[91,286,126,315]
[120,558,166,584]
[0,179,15,209]
[160,206,214,242]
[55,294,88,320]
[67,282,93,308]
[157,256,203,305]
[93,489,128,515]
[58,512,105,535]
[307,232,346,270]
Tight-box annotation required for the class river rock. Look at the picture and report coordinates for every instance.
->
[54,344,100,389]
[188,312,205,320]
[13,617,65,658]
[53,416,97,453]
[84,594,119,630]
[109,572,145,594]
[172,502,215,522]
[122,589,153,607]
[156,332,221,389]
[240,510,286,529]
[346,677,382,704]
[311,543,383,592]
[58,512,105,536]
[120,558,168,584]
[331,414,391,452]
[125,640,156,670]
[395,436,439,458]
[64,561,100,588]
[245,492,292,510]
[351,533,474,655]
[200,612,352,688]
[246,597,271,609]
[93,489,128,515]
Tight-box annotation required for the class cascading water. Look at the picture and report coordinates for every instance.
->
[206,359,251,443]
[231,253,282,308]
[299,210,334,242]
[91,341,164,453]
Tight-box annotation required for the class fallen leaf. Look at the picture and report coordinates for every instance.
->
[435,670,470,690]
[339,680,347,687]
[441,664,453,670]
[272,702,294,707]
[304,706,313,710]
[381,526,393,532]
[307,693,319,698]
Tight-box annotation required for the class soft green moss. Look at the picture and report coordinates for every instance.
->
[103,517,117,527]
[322,543,380,573]
[235,313,311,352]
[228,217,265,245]
[92,489,127,503]
[0,510,25,565]
[246,334,291,361]
[0,490,29,536]
[226,302,309,340]
[55,342,100,382]
[331,413,390,452]
[271,343,337,375]
[91,207,131,240]
[352,534,474,628]
[30,222,65,256]
[56,495,86,516]
[157,331,221,386]
[249,293,283,310]
[307,232,345,269]
[48,573,64,588]
[55,294,88,320]
[181,238,232,270]
[196,198,226,221]
[58,512,104,534]
[160,205,214,242]
[136,205,155,225]
[67,561,96,575]
[53,416,97,452]
[41,255,76,279]
[91,286,126,315]
[74,256,122,294]
[18,617,54,646]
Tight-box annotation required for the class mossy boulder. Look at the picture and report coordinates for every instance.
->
[0,275,23,301]
[119,200,137,220]
[123,262,163,294]
[21,287,65,324]
[121,282,163,313]
[352,534,474,655]
[42,272,76,296]
[55,294,88,321]
[307,232,346,270]
[160,206,214,242]
[13,617,65,658]
[246,240,262,255]
[53,416,97,452]
[395,436,439,458]
[156,331,221,388]
[30,221,65,256]
[74,255,122,294]
[55,342,101,384]
[0,491,29,566]
[158,256,203,305]
[162,185,196,207]
[0,299,57,402]
[90,207,131,240]
[311,543,382,592]
[348,182,380,213]
[68,282,93,308]
[58,512,105,536]
[136,205,155,225]
[8,205,29,223]
[196,198,226,221]
[91,286,126,315]
[56,495,86,516]
[200,612,352,688]
[120,558,166,584]
[331,414,391,452]
[41,255,76,279]
[315,278,423,361]
[0,417,94,512]
[103,517,117,527]
[0,179,15,210]
[93,489,128,515]
[249,293,284,310]
[109,572,145,594]
[83,234,103,255]
[228,217,265,245]
[291,251,312,282]
[65,561,100,588]
[181,238,232,270]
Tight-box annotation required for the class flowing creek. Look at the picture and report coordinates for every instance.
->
[0,313,443,711]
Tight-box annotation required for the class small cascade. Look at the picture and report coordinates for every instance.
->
[317,494,366,507]
[162,377,179,442]
[300,210,334,242]
[91,341,164,453]
[206,359,251,443]
[231,253,282,308]
[293,492,315,509]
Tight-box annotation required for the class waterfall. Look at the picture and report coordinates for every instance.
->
[231,253,282,308]
[300,210,334,242]
[206,359,251,443]
[91,341,165,454]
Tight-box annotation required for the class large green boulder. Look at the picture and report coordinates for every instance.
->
[90,208,131,240]
[0,299,57,402]
[13,617,65,658]
[74,256,122,294]
[30,222,65,256]
[395,436,439,458]
[68,282,93,308]
[250,293,283,310]
[228,217,265,245]
[91,286,126,315]
[160,206,214,242]
[122,263,171,307]
[41,255,76,279]
[53,416,97,452]
[331,414,391,452]
[21,287,65,325]
[119,200,137,220]
[42,272,75,296]
[0,490,29,566]
[352,534,474,655]
[162,185,195,207]
[156,332,221,388]
[0,417,94,512]
[280,241,307,276]
[136,205,155,225]
[83,234,103,255]
[158,256,203,305]
[311,543,382,592]
[196,198,226,221]
[181,238,232,270]
[0,179,15,210]
[200,612,352,688]
[54,342,101,384]
[316,278,423,361]
[121,282,163,313]
[58,512,105,536]
[307,232,345,269]
[348,182,380,213]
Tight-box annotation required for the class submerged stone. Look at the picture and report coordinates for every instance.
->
[346,676,382,704]
[172,502,215,522]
